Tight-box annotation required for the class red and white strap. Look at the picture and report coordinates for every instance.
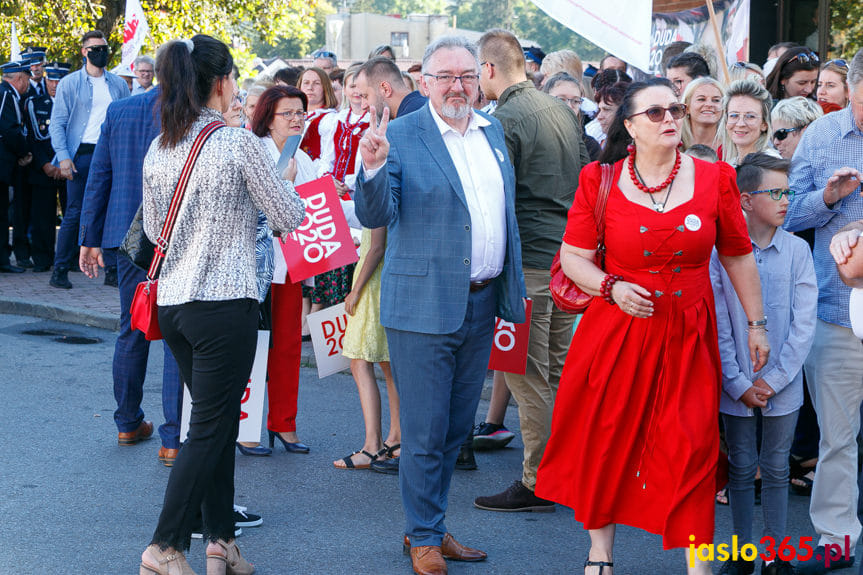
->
[147,120,225,280]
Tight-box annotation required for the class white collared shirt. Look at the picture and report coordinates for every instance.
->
[426,105,506,281]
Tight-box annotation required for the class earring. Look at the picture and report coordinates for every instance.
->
[627,143,636,155]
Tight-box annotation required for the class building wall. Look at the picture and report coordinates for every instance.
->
[326,12,479,62]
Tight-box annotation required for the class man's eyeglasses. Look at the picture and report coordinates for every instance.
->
[423,73,480,86]
[85,45,109,54]
[275,110,306,120]
[555,96,583,108]
[749,188,795,201]
[773,126,803,141]
[788,52,819,66]
[136,68,154,76]
[727,112,762,125]
[627,104,687,122]
[825,59,848,69]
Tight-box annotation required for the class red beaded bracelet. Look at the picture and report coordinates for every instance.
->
[599,274,624,305]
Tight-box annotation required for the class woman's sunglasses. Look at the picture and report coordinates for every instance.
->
[824,59,848,69]
[788,52,820,66]
[773,126,803,141]
[627,103,687,122]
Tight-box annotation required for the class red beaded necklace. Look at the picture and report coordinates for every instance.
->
[627,144,681,194]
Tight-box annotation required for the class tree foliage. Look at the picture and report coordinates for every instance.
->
[830,0,863,59]
[0,0,324,74]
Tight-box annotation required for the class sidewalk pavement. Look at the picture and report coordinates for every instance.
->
[0,268,328,365]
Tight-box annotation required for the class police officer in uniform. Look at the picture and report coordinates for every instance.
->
[25,62,69,272]
[22,47,49,99]
[0,60,32,273]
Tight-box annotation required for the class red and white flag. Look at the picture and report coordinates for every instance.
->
[120,0,150,70]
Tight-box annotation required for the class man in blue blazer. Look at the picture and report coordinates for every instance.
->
[354,36,525,575]
[77,85,183,466]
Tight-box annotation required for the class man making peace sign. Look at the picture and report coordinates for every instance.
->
[354,35,526,575]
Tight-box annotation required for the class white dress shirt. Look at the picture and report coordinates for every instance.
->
[427,105,505,281]
[363,106,507,281]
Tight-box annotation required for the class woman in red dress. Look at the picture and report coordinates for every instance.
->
[534,78,770,575]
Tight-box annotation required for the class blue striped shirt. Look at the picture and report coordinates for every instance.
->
[783,106,863,328]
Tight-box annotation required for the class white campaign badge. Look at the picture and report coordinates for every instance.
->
[684,214,701,231]
[495,148,505,163]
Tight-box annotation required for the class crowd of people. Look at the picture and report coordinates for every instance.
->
[2,23,863,575]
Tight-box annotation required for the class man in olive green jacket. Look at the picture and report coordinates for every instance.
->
[474,28,590,512]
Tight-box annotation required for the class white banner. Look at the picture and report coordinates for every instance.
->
[307,302,351,378]
[180,330,270,443]
[649,0,750,75]
[530,0,652,71]
[120,0,150,70]
[10,23,20,61]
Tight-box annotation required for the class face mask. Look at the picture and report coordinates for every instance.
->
[86,47,109,69]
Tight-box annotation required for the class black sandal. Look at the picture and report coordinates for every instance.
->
[383,442,401,458]
[334,448,383,470]
[585,558,613,574]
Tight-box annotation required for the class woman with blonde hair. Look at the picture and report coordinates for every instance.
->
[681,76,725,150]
[770,96,823,159]
[816,59,850,111]
[719,79,778,166]
[540,50,583,87]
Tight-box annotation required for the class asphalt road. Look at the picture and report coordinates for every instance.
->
[0,314,858,574]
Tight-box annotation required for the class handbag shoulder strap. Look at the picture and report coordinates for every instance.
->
[594,162,614,247]
[147,120,225,280]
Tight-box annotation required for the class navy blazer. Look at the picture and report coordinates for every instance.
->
[0,81,28,184]
[79,88,161,249]
[354,103,526,335]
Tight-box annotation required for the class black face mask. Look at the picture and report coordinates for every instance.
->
[86,46,109,69]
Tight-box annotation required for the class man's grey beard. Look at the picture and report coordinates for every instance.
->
[441,100,471,120]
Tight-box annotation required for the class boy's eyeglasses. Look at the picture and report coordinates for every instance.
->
[772,126,803,141]
[749,188,795,201]
[627,103,687,122]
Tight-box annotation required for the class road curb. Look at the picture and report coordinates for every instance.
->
[0,298,121,332]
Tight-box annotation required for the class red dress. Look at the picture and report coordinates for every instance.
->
[534,159,751,549]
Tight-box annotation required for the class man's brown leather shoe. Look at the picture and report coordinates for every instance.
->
[403,534,487,562]
[158,447,179,467]
[118,420,153,446]
[441,533,487,562]
[410,546,447,575]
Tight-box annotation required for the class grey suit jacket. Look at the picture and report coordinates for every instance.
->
[354,103,526,335]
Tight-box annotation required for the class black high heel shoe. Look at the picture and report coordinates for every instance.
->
[236,442,272,456]
[268,430,310,453]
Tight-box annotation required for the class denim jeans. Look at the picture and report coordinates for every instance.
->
[723,410,799,544]
[53,151,92,270]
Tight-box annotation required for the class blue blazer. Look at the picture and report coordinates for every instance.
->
[354,103,526,335]
[79,88,160,249]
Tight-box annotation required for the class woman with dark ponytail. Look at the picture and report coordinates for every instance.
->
[535,78,769,574]
[139,35,305,575]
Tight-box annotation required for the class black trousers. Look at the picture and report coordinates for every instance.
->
[12,174,31,262]
[151,298,258,550]
[29,180,63,268]
[1,180,9,266]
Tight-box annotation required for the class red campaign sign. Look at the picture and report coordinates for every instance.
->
[488,299,533,375]
[278,176,358,283]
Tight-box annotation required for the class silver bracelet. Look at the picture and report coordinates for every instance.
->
[747,318,767,327]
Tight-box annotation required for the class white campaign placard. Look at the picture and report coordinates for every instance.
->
[307,302,351,378]
[180,330,269,443]
[530,0,652,71]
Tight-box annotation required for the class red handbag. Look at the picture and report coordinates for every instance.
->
[130,120,225,340]
[550,163,614,314]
